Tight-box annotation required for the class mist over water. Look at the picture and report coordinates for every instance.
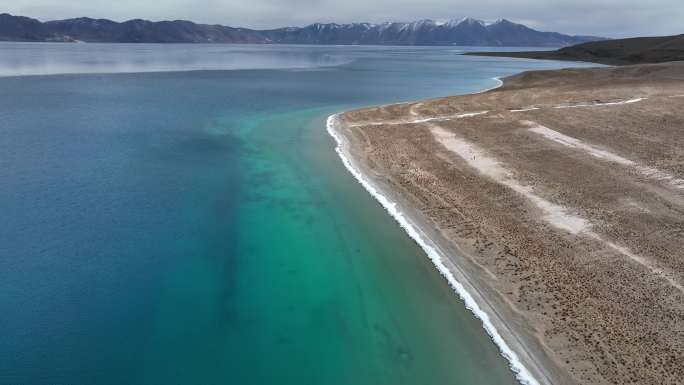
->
[0,43,353,76]
[0,43,593,385]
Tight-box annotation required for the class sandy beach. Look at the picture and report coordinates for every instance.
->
[330,61,684,385]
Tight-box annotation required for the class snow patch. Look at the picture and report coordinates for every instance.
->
[349,111,489,127]
[510,107,540,113]
[410,111,489,123]
[526,123,633,165]
[409,103,423,116]
[593,235,684,293]
[525,122,684,190]
[431,123,684,293]
[430,125,590,234]
[553,98,645,109]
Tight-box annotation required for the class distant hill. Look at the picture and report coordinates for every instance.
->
[465,34,684,65]
[0,13,604,47]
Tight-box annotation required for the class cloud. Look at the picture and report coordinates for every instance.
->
[4,0,683,37]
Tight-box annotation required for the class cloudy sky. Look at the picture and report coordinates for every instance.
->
[5,0,683,38]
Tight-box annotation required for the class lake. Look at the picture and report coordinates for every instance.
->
[0,43,591,385]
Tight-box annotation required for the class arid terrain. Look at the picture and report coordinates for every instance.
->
[334,62,684,385]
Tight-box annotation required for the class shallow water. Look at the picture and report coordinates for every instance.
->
[0,43,593,385]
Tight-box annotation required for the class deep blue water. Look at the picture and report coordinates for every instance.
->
[0,43,593,385]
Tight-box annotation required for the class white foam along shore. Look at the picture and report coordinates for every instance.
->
[326,111,543,385]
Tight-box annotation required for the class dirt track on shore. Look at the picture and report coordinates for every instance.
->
[337,62,684,385]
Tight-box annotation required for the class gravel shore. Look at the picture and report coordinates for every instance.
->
[335,62,684,385]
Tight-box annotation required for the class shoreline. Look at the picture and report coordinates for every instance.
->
[327,61,684,385]
[327,112,550,385]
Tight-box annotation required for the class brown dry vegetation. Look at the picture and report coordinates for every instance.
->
[337,62,684,385]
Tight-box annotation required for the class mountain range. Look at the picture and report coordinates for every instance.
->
[0,13,604,47]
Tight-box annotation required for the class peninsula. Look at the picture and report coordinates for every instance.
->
[465,34,684,65]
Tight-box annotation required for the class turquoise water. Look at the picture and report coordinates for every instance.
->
[0,44,592,385]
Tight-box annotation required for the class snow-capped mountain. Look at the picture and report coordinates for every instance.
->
[0,13,604,46]
[263,18,601,46]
